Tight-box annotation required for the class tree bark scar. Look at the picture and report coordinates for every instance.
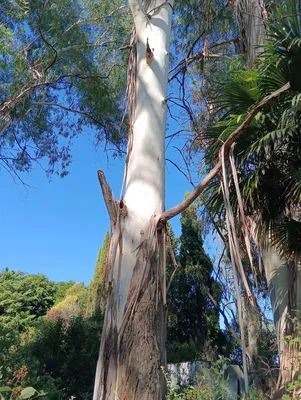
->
[146,38,154,65]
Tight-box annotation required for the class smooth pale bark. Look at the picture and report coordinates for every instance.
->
[262,243,301,392]
[93,1,173,399]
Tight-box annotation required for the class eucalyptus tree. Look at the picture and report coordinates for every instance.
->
[92,0,282,396]
[1,1,233,397]
[2,0,288,398]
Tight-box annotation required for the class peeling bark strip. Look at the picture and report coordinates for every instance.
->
[93,1,173,399]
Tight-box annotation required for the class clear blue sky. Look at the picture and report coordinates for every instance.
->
[0,132,194,285]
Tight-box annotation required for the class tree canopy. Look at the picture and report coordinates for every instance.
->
[0,269,56,331]
[0,0,130,179]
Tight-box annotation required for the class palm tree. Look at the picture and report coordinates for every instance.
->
[202,0,301,393]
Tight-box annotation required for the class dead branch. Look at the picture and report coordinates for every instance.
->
[160,81,290,224]
[97,170,117,225]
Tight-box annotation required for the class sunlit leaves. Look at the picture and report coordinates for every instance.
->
[0,0,130,178]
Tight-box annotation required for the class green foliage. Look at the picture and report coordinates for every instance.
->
[23,312,103,400]
[0,326,22,385]
[0,269,103,399]
[46,283,86,321]
[280,315,301,398]
[0,364,46,400]
[53,281,75,305]
[0,311,103,400]
[0,270,56,331]
[0,266,104,400]
[1,0,130,177]
[85,232,110,317]
[167,204,228,363]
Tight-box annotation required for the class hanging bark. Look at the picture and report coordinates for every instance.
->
[93,1,173,398]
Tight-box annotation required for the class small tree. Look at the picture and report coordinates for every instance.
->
[85,232,110,317]
[167,203,226,363]
[0,269,56,331]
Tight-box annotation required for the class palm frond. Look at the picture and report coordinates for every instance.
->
[203,0,301,259]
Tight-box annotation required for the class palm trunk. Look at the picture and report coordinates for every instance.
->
[93,1,173,399]
[262,243,301,393]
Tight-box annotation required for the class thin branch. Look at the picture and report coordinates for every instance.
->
[168,38,237,82]
[207,291,250,355]
[38,28,58,74]
[0,158,30,187]
[31,101,126,155]
[169,51,224,81]
[166,158,193,186]
[165,129,187,140]
[1,72,112,115]
[160,82,290,223]
[214,246,226,281]
[173,145,195,188]
[210,38,238,50]
[147,1,174,17]
[59,40,124,53]
[187,31,206,58]
[32,102,103,122]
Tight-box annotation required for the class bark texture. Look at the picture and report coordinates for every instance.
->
[233,0,267,66]
[94,214,167,400]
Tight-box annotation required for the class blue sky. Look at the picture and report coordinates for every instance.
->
[0,132,195,285]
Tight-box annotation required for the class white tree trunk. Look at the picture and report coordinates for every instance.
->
[93,1,173,399]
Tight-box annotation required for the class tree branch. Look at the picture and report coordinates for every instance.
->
[97,170,117,225]
[0,72,112,116]
[166,158,194,187]
[160,82,290,223]
[168,38,237,82]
